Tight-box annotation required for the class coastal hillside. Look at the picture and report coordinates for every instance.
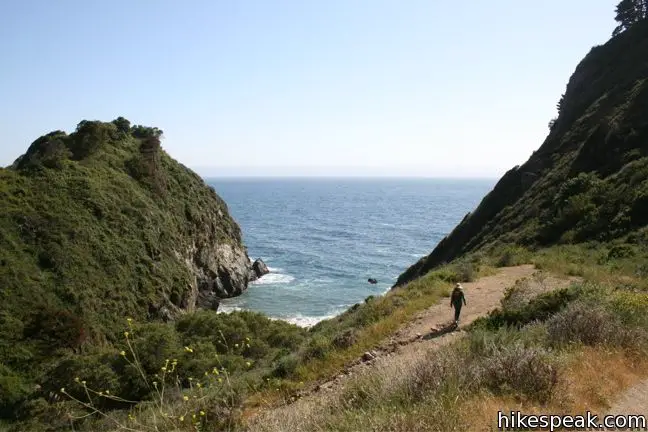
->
[396,18,648,286]
[0,118,265,377]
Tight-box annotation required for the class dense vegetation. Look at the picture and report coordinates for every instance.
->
[0,118,251,428]
[396,16,648,287]
[2,2,648,431]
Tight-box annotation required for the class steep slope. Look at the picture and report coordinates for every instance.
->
[0,118,263,364]
[396,19,648,287]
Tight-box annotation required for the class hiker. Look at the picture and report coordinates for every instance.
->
[450,283,467,325]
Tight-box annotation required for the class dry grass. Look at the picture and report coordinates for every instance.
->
[244,243,648,432]
[463,346,648,430]
[245,327,563,432]
[245,341,648,431]
[243,245,648,430]
[243,276,455,411]
[245,347,466,432]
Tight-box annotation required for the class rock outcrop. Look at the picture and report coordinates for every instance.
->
[251,258,270,280]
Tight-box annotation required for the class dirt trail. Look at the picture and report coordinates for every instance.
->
[605,379,648,427]
[300,265,576,397]
[252,265,578,417]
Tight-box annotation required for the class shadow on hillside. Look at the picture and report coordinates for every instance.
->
[422,322,459,340]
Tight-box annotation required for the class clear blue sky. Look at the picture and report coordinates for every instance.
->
[0,1,618,177]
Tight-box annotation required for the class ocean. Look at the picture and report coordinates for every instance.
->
[207,178,495,327]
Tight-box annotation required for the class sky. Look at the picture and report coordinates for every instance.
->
[0,1,619,178]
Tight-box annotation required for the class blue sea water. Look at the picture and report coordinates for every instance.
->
[207,178,495,327]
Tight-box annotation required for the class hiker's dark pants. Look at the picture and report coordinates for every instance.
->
[453,303,463,322]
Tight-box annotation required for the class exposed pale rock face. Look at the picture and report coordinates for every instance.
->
[176,237,269,314]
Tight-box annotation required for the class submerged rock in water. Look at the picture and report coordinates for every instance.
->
[250,258,270,281]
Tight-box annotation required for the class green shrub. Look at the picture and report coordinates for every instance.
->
[472,285,581,330]
[609,291,648,328]
[333,297,398,329]
[399,347,474,403]
[466,325,547,359]
[243,339,271,360]
[495,245,531,267]
[124,323,181,376]
[546,302,643,348]
[42,354,121,407]
[69,121,115,160]
[426,267,459,282]
[13,398,79,431]
[500,278,532,311]
[111,117,131,134]
[332,328,358,349]
[176,310,306,353]
[0,365,31,418]
[607,243,637,259]
[480,344,559,403]
[303,335,331,361]
[454,261,476,282]
[23,306,87,351]
[272,355,300,378]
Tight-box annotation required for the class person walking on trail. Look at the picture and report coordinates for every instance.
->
[450,283,467,326]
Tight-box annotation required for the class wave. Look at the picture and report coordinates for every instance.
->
[217,304,243,314]
[251,272,295,285]
[217,307,341,328]
[277,312,338,328]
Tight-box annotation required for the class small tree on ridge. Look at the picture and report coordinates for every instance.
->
[613,0,647,36]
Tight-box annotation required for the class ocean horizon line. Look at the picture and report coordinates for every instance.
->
[202,175,499,181]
